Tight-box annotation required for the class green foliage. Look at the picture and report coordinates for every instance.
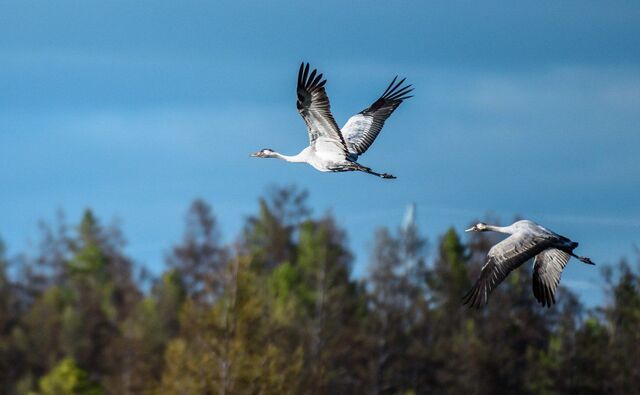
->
[269,261,307,321]
[429,227,470,310]
[159,256,305,394]
[1,189,640,394]
[31,358,102,395]
[242,185,309,270]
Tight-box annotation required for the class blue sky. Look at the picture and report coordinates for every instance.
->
[1,1,639,306]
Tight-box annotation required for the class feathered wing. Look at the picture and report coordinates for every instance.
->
[341,76,413,155]
[532,249,571,308]
[296,63,348,154]
[463,233,551,308]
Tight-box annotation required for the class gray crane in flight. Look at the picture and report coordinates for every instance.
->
[463,220,594,308]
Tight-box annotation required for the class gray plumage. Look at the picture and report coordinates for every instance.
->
[463,220,594,308]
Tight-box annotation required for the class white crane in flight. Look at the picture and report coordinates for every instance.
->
[251,62,413,179]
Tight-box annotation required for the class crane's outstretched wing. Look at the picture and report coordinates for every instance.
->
[532,249,571,308]
[296,63,348,154]
[463,233,551,308]
[341,76,413,155]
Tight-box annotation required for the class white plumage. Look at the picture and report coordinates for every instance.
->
[251,63,413,179]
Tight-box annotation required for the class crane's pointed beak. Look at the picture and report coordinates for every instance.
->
[250,152,260,157]
[465,227,475,232]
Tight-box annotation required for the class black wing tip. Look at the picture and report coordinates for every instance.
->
[297,62,326,91]
[360,83,413,115]
[381,76,398,96]
[535,297,556,308]
[533,280,557,308]
[382,76,414,100]
[461,285,487,309]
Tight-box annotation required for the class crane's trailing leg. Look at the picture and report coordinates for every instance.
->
[571,253,595,265]
[347,163,396,179]
[371,170,396,179]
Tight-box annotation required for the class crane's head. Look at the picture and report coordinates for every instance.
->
[251,148,276,158]
[465,222,488,232]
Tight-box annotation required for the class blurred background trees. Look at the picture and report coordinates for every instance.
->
[0,186,638,394]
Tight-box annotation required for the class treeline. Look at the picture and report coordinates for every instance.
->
[0,186,638,394]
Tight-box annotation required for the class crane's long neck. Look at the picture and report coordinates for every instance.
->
[271,150,308,163]
[486,224,514,234]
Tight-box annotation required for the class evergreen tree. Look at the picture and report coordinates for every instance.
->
[166,199,227,304]
[365,205,431,394]
[280,216,361,393]
[0,239,26,394]
[18,212,72,304]
[242,185,310,271]
[117,272,185,394]
[428,228,479,394]
[18,210,142,394]
[159,256,303,394]
[602,260,640,393]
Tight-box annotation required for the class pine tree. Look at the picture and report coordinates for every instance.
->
[0,239,27,394]
[365,206,431,394]
[428,228,479,394]
[602,260,640,393]
[159,256,303,395]
[166,199,227,304]
[288,216,361,393]
[242,185,310,271]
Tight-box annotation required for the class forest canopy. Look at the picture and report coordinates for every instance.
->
[0,186,638,394]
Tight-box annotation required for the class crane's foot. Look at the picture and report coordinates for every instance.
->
[579,256,595,265]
